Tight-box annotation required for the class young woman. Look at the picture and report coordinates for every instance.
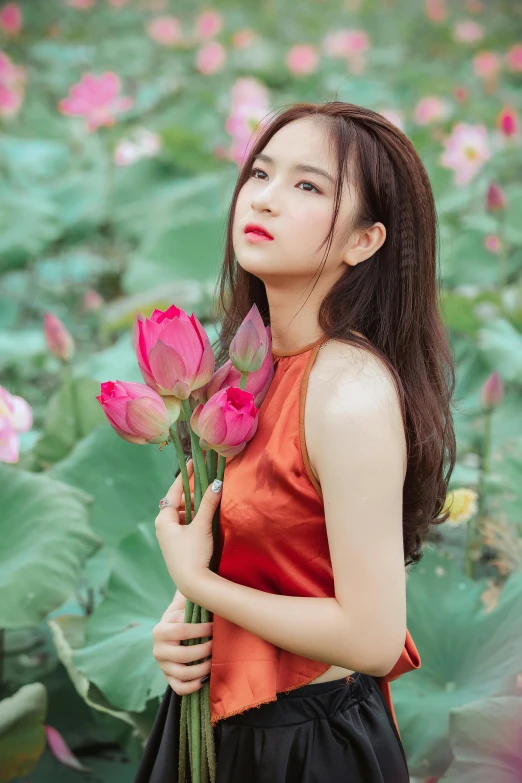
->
[135,101,456,782]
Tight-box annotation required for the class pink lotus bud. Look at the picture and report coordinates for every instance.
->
[486,182,506,211]
[497,105,519,137]
[480,371,503,408]
[0,3,22,35]
[45,726,90,772]
[44,313,75,362]
[96,380,181,444]
[229,304,270,373]
[190,387,258,458]
[83,288,104,311]
[135,305,215,400]
[205,341,274,409]
[0,385,32,464]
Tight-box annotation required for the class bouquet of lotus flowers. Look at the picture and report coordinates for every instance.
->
[96,303,274,783]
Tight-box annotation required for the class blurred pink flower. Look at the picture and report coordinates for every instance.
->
[480,371,503,408]
[413,96,450,125]
[439,122,491,186]
[191,387,258,459]
[473,51,501,79]
[146,16,182,46]
[484,234,502,254]
[230,76,269,109]
[424,0,447,23]
[45,726,90,772]
[59,72,133,132]
[0,3,22,35]
[97,380,180,445]
[194,9,222,39]
[232,29,256,49]
[0,50,26,118]
[378,108,405,132]
[229,304,269,373]
[83,288,104,311]
[322,29,369,58]
[505,43,522,72]
[114,127,161,166]
[452,19,485,44]
[44,312,75,361]
[486,182,506,212]
[0,385,32,464]
[286,44,319,75]
[497,105,519,137]
[66,0,95,8]
[196,41,226,74]
[453,85,469,102]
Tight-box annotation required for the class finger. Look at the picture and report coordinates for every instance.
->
[163,458,194,508]
[154,620,214,642]
[159,658,211,682]
[155,639,212,664]
[167,675,207,696]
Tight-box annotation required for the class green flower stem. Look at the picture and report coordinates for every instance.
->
[208,448,218,482]
[181,399,209,494]
[465,408,493,578]
[64,363,82,442]
[170,425,192,525]
[239,371,248,391]
[178,691,188,783]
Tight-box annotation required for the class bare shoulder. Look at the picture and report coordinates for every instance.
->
[305,338,407,484]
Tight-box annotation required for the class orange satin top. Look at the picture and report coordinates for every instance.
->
[198,335,421,735]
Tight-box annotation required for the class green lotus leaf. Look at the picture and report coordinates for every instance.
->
[0,683,47,782]
[0,465,101,629]
[71,522,175,712]
[393,545,522,778]
[441,695,522,782]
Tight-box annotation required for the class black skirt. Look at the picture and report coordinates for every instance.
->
[133,672,410,783]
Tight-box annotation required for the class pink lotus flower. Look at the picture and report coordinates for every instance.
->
[424,0,447,23]
[59,72,133,133]
[199,341,274,409]
[0,51,26,119]
[322,29,369,58]
[194,9,222,39]
[190,387,258,458]
[229,304,269,373]
[83,288,104,311]
[96,380,181,445]
[44,313,75,362]
[497,105,519,137]
[136,305,215,400]
[439,122,491,186]
[454,85,469,102]
[413,96,450,125]
[473,51,501,79]
[486,182,506,212]
[0,385,32,463]
[0,3,22,35]
[484,234,502,254]
[452,19,485,44]
[45,726,90,772]
[146,16,182,46]
[505,43,522,72]
[286,44,319,75]
[378,108,405,131]
[480,371,503,408]
[114,127,161,166]
[195,41,226,74]
[231,29,256,49]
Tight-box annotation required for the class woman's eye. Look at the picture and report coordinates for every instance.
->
[249,167,320,194]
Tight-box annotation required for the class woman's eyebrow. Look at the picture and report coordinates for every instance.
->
[253,153,335,185]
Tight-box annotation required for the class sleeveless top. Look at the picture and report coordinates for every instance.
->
[195,335,421,736]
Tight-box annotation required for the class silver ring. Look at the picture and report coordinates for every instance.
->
[159,497,179,510]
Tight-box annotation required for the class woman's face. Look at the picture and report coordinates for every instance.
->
[232,116,360,288]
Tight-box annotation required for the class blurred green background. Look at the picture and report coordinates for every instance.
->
[1,0,522,781]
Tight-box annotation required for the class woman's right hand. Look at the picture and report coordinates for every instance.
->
[152,590,213,696]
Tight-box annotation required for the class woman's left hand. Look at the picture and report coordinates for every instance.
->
[155,458,222,598]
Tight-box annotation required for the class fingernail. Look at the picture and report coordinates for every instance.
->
[185,455,191,463]
[211,479,223,493]
[200,675,210,683]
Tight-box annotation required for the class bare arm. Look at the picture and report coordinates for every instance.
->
[186,344,408,678]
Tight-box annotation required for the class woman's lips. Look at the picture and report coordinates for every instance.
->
[244,231,274,243]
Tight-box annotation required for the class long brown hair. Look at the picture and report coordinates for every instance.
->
[207,101,456,568]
